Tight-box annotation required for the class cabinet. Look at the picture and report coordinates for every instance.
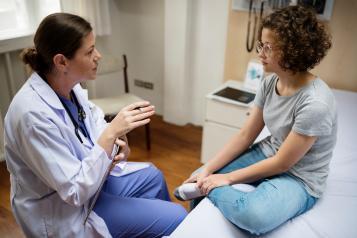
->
[201,80,253,163]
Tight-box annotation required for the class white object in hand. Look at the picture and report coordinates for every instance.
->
[174,183,256,201]
[174,183,204,201]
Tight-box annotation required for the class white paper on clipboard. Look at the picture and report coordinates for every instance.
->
[110,162,150,177]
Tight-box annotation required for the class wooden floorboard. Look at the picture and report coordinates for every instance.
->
[0,115,202,237]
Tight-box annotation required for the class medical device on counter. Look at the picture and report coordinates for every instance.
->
[232,0,334,53]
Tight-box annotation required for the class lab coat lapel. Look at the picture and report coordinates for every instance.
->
[29,73,64,110]
[30,73,93,150]
[29,72,68,124]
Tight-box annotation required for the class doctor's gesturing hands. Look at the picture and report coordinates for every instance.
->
[98,101,155,157]
[111,101,155,136]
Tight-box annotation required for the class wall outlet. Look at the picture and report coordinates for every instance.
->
[134,79,154,90]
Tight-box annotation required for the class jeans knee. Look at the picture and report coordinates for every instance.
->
[208,188,272,235]
[234,205,272,235]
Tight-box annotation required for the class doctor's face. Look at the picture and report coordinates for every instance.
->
[67,31,101,82]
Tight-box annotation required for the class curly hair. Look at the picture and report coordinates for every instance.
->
[259,5,332,73]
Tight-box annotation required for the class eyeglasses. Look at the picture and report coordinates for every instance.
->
[256,41,274,56]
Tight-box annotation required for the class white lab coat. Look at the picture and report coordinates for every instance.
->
[4,73,112,237]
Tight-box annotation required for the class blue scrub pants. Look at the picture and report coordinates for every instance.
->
[94,165,187,238]
[192,144,317,235]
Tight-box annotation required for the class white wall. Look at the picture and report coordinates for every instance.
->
[163,0,230,125]
[189,0,230,125]
[96,0,230,125]
[93,0,165,114]
[163,0,192,125]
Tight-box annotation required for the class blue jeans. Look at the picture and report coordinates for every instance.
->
[94,165,187,238]
[193,144,317,235]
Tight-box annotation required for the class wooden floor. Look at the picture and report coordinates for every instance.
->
[0,115,203,237]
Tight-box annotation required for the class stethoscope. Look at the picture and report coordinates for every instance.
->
[40,73,92,145]
[58,90,91,145]
[246,0,265,52]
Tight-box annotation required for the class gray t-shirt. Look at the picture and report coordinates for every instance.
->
[254,74,337,197]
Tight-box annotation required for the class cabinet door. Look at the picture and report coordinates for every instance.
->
[206,98,250,128]
[201,121,239,163]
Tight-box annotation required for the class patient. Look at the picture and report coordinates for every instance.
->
[177,5,336,235]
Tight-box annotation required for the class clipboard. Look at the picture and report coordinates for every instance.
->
[83,144,120,225]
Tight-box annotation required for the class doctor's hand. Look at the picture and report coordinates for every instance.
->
[112,136,130,163]
[98,101,153,157]
[110,101,155,137]
[198,174,233,195]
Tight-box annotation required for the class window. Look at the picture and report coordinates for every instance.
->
[0,0,61,41]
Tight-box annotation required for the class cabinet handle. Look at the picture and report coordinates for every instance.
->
[246,112,250,116]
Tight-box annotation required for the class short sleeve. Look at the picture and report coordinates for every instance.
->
[293,100,333,136]
[254,74,275,108]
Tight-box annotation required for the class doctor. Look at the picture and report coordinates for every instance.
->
[4,13,186,237]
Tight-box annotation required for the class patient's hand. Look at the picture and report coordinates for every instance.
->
[183,174,198,184]
[199,174,233,195]
[184,169,211,185]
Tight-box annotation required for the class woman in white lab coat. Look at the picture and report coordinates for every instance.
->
[4,13,186,238]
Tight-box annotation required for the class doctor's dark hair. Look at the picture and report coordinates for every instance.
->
[258,5,332,73]
[21,13,92,74]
